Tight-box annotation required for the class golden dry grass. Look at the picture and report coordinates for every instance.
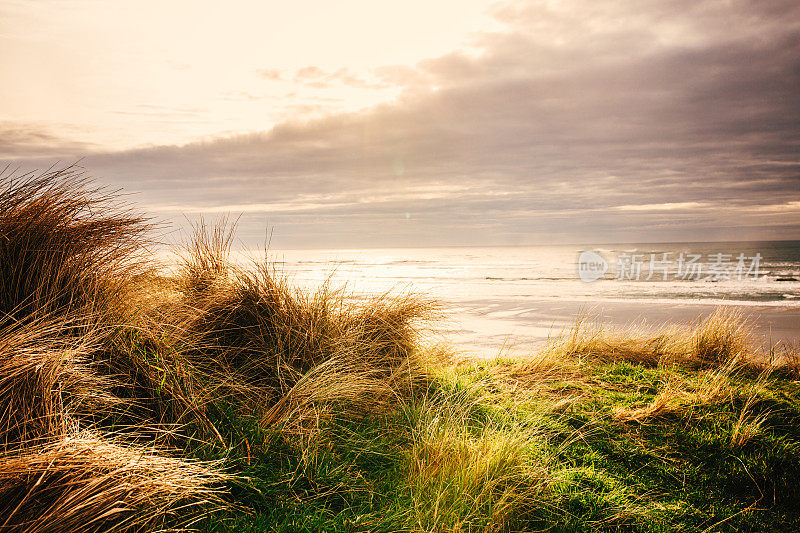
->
[488,308,791,431]
[0,168,226,531]
[156,219,435,432]
[0,167,438,530]
[548,308,754,369]
[0,432,227,533]
[0,166,151,329]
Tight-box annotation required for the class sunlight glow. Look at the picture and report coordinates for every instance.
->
[0,0,499,149]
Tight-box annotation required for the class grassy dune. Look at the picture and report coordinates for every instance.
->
[1,166,799,531]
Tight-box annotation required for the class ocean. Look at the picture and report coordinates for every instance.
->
[255,241,800,357]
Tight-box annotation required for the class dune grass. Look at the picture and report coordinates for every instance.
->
[1,166,799,531]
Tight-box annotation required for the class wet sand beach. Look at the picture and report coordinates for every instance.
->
[441,298,800,358]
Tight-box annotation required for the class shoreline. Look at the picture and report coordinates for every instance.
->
[439,298,800,358]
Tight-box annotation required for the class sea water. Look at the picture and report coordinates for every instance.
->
[255,241,800,356]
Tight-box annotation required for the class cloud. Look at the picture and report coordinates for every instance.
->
[294,66,326,81]
[0,122,95,158]
[5,0,800,246]
[287,66,391,90]
[615,202,710,212]
[112,104,206,118]
[256,68,284,81]
[131,104,205,113]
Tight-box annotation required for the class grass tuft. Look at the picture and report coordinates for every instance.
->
[0,165,150,328]
[0,431,228,533]
[547,307,755,370]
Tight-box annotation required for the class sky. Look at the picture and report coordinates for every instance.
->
[1,0,799,248]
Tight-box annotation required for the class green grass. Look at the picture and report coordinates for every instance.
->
[191,352,800,532]
[1,166,799,531]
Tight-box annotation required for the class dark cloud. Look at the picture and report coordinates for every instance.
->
[5,0,800,247]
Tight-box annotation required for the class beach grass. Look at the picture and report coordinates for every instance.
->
[1,166,799,531]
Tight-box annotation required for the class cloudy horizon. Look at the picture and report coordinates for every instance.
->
[2,0,798,249]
